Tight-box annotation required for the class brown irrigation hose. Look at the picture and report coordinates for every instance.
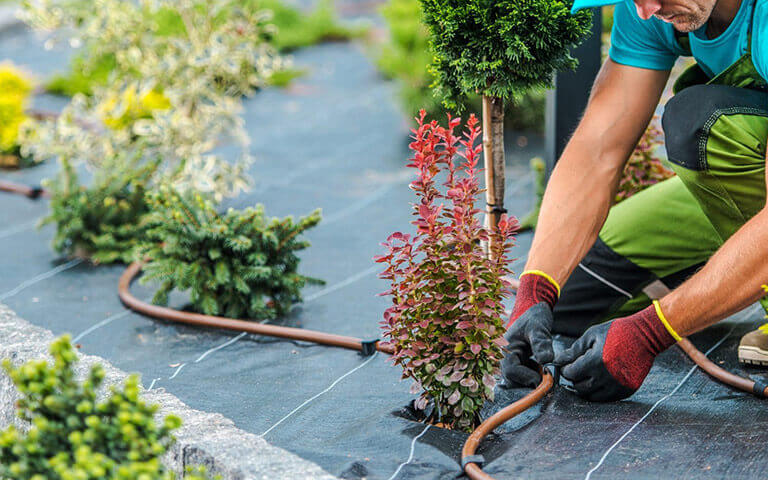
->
[678,337,768,397]
[462,368,554,480]
[0,179,48,199]
[119,261,396,355]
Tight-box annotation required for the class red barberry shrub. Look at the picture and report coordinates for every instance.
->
[616,119,675,203]
[375,111,519,431]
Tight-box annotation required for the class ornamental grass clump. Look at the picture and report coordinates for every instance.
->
[376,112,519,431]
[138,187,323,320]
[40,155,158,264]
[0,336,214,479]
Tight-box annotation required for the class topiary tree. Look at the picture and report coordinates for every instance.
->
[40,154,159,264]
[376,112,518,431]
[0,335,215,479]
[137,186,323,320]
[419,0,591,244]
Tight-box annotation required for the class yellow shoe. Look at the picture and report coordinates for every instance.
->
[738,323,768,366]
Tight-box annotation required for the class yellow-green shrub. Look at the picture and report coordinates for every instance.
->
[0,336,215,479]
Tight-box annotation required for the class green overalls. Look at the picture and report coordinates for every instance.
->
[552,0,768,336]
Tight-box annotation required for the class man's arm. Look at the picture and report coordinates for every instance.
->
[661,151,768,335]
[499,61,670,389]
[525,60,670,285]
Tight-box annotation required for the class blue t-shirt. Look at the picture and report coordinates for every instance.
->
[609,0,768,82]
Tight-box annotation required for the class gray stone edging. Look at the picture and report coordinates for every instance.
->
[0,303,338,480]
[0,5,23,33]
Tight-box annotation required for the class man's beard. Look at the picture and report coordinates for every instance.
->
[670,13,708,32]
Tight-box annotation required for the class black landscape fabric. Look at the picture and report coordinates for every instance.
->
[2,20,767,480]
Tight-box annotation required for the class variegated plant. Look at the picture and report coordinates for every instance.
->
[19,0,287,198]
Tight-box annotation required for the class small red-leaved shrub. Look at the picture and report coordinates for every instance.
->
[376,111,518,431]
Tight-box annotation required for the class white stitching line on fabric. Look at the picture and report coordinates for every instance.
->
[194,332,248,363]
[258,352,379,438]
[72,310,132,343]
[302,265,379,303]
[0,258,83,302]
[577,263,633,299]
[583,304,759,480]
[322,184,395,225]
[387,424,432,480]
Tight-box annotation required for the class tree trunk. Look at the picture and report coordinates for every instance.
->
[482,95,505,259]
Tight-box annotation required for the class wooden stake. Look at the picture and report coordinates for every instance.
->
[482,95,505,259]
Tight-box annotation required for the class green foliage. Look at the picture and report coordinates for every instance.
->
[138,187,323,320]
[46,51,116,97]
[45,0,357,97]
[602,5,615,35]
[0,336,215,479]
[266,67,308,88]
[375,0,545,131]
[518,156,546,232]
[420,0,592,107]
[40,155,158,264]
[257,0,364,52]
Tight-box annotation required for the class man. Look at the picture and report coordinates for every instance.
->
[502,0,768,401]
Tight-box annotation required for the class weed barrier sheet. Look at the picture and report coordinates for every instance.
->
[2,19,767,480]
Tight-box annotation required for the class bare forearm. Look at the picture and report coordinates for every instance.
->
[661,207,768,335]
[525,139,621,284]
[522,61,669,286]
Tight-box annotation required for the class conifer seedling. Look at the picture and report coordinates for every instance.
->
[41,155,160,264]
[138,187,323,320]
[0,335,216,479]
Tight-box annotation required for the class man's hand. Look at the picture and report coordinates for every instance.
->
[554,303,677,401]
[502,303,555,387]
[501,271,559,388]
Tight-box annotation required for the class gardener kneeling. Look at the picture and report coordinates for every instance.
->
[502,0,768,401]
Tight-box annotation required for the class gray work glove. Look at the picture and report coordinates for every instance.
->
[501,303,555,388]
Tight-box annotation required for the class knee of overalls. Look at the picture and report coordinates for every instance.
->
[662,83,768,173]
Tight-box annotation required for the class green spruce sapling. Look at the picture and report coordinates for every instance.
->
[419,0,591,234]
[0,335,215,479]
[376,112,519,431]
[41,155,160,264]
[138,187,323,320]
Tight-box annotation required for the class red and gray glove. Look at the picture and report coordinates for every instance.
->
[501,271,560,388]
[554,301,679,402]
